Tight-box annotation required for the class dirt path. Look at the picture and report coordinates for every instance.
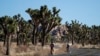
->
[54,44,100,56]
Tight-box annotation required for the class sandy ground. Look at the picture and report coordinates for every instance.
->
[54,43,100,56]
[0,42,66,56]
[54,48,100,56]
[0,42,100,56]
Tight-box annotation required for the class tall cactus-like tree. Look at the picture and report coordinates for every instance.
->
[40,5,61,46]
[66,20,82,44]
[0,16,17,55]
[19,19,31,45]
[13,14,25,45]
[0,16,10,46]
[70,20,81,44]
[81,24,87,46]
[26,5,62,46]
[6,17,17,55]
[26,8,41,45]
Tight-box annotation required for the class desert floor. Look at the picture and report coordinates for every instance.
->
[0,42,100,56]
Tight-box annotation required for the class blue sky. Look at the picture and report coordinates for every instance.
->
[0,0,100,26]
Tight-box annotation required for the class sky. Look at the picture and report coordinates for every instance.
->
[0,0,100,26]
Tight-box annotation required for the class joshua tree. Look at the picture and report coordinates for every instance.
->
[39,5,61,46]
[26,8,41,45]
[0,16,9,46]
[6,17,17,55]
[26,5,62,46]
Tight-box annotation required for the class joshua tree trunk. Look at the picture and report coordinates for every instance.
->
[6,34,11,55]
[82,42,85,46]
[71,35,74,45]
[41,29,46,47]
[41,36,45,47]
[17,32,20,45]
[3,34,7,46]
[3,29,7,46]
[81,37,85,46]
[32,26,36,45]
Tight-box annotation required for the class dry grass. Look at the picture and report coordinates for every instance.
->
[0,42,67,56]
[34,47,50,56]
[0,42,50,56]
[54,43,66,55]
